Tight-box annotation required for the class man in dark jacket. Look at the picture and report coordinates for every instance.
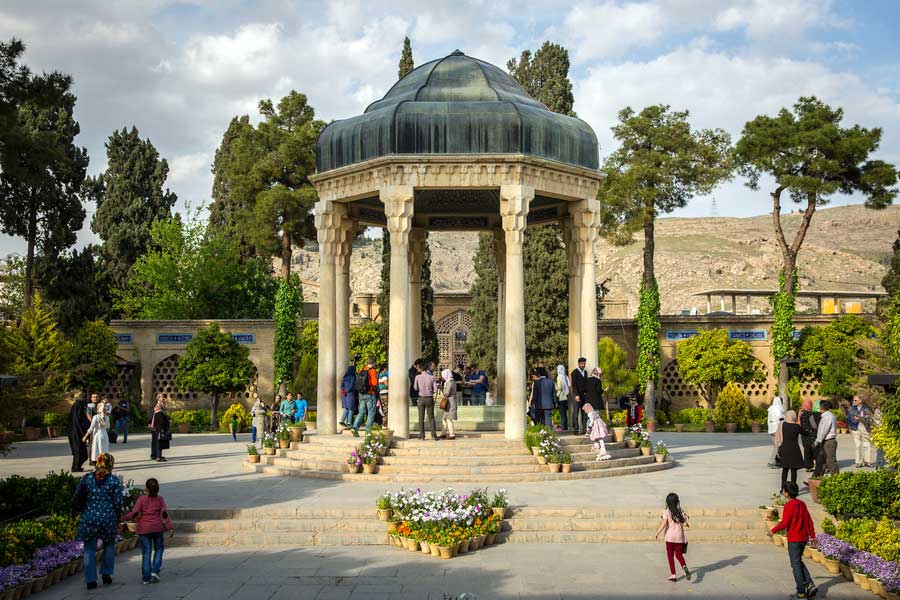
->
[532,368,556,429]
[570,358,588,434]
[408,360,422,407]
[68,395,90,471]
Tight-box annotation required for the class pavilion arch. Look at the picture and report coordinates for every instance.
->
[435,310,472,371]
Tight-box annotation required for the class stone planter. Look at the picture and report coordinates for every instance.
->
[477,534,487,549]
[177,423,191,434]
[248,454,260,463]
[29,576,48,593]
[852,570,871,590]
[347,463,361,473]
[704,421,715,433]
[536,455,547,465]
[492,507,506,519]
[655,454,667,463]
[725,422,738,433]
[808,478,822,503]
[640,446,651,456]
[405,538,418,552]
[262,447,275,455]
[840,562,853,580]
[674,424,685,432]
[386,520,398,533]
[870,578,886,597]
[626,439,638,449]
[822,557,841,575]
[438,545,453,559]
[531,446,541,457]
[548,462,561,473]
[16,579,35,599]
[758,507,775,520]
[304,421,316,431]
[751,422,761,433]
[562,463,572,474]
[612,427,627,442]
[363,463,376,475]
[485,533,496,545]
[646,420,657,432]
[23,427,40,441]
[378,508,393,521]
[278,439,290,449]
[458,538,470,553]
[429,543,440,557]
[289,425,305,443]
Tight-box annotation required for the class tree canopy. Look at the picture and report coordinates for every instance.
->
[677,329,762,408]
[398,37,414,79]
[36,246,106,335]
[883,224,900,299]
[597,337,638,399]
[507,41,575,116]
[796,315,874,399]
[176,322,256,426]
[274,275,302,393]
[65,320,118,394]
[465,233,499,376]
[524,225,568,367]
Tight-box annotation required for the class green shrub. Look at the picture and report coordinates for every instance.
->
[42,413,69,428]
[713,382,750,427]
[218,403,251,431]
[749,406,768,423]
[835,517,900,562]
[305,410,317,422]
[609,410,627,426]
[671,407,713,425]
[171,409,212,430]
[24,415,42,428]
[818,470,900,519]
[0,471,77,521]
[653,410,670,425]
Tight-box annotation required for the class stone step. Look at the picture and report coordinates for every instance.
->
[567,448,640,461]
[174,518,387,533]
[512,507,761,518]
[504,530,766,544]
[571,456,658,470]
[558,441,628,453]
[286,444,532,459]
[269,457,354,472]
[375,463,547,475]
[169,531,390,547]
[506,517,768,532]
[411,421,503,431]
[380,454,538,466]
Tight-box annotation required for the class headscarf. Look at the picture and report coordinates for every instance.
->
[154,397,166,413]
[785,410,798,424]
[801,399,813,412]
[441,369,453,382]
[556,364,570,395]
[94,452,114,478]
[590,368,601,379]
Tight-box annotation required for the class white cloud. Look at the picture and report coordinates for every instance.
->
[562,1,664,60]
[167,152,209,185]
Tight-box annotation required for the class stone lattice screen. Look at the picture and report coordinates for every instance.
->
[150,354,259,410]
[436,310,472,371]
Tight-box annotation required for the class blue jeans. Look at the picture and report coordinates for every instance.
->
[251,426,258,443]
[139,532,165,581]
[353,394,376,432]
[471,390,485,406]
[557,400,568,430]
[115,418,129,443]
[340,408,353,425]
[788,541,814,595]
[83,539,116,584]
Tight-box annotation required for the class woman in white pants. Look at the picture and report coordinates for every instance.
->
[440,369,458,440]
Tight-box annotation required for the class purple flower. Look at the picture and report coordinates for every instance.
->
[850,551,884,577]
[815,534,856,563]
[0,565,30,591]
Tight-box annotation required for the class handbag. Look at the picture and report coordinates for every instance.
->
[158,431,172,442]
[107,429,118,444]
[682,541,688,554]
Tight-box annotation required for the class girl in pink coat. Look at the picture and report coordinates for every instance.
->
[582,403,612,461]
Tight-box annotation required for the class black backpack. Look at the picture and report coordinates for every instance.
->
[355,368,372,394]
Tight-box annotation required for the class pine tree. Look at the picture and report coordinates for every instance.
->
[465,233,498,376]
[89,126,176,298]
[36,245,107,335]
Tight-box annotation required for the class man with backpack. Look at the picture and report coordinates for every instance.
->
[351,358,379,437]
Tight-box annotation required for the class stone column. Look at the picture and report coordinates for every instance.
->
[574,198,600,370]
[500,185,533,441]
[314,199,342,435]
[408,230,427,366]
[139,349,154,409]
[493,230,506,403]
[561,216,582,374]
[335,213,356,429]
[382,186,414,438]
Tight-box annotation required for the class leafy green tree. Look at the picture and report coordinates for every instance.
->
[883,224,900,299]
[398,36,414,79]
[676,329,762,409]
[599,105,733,421]
[65,320,118,394]
[597,337,638,399]
[883,295,900,366]
[274,275,302,394]
[294,320,319,401]
[350,321,387,371]
[713,382,751,427]
[0,70,88,308]
[735,97,898,395]
[88,127,176,300]
[176,322,256,427]
[797,315,873,399]
[35,246,107,335]
[0,254,24,321]
[115,214,277,320]
[507,41,575,115]
[465,233,498,377]
[5,292,69,418]
[217,92,323,280]
[524,225,568,367]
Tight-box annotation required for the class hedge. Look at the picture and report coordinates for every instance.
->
[671,408,713,425]
[0,472,78,522]
[818,470,900,519]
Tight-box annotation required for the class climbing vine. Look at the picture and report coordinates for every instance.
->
[636,281,661,393]
[770,269,798,378]
[274,275,302,390]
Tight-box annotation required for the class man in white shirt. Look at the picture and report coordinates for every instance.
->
[813,400,839,476]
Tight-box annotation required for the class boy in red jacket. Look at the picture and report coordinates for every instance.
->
[767,481,818,599]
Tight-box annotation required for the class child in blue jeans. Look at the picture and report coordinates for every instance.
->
[122,478,173,584]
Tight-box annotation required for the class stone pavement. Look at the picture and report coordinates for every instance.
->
[37,543,871,599]
[0,431,863,510]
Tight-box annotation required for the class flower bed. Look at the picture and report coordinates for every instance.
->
[378,488,505,558]
[817,533,900,594]
[347,431,390,473]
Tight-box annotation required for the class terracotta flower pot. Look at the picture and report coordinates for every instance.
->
[386,520,398,533]
[561,463,572,474]
[263,447,275,455]
[177,423,191,434]
[821,558,841,576]
[304,421,316,431]
[438,545,453,559]
[406,538,418,552]
[808,478,821,503]
[378,508,392,521]
[278,439,290,449]
[46,427,59,438]
[347,463,361,473]
[655,454,666,463]
[363,463,376,475]
[626,440,638,449]
[289,426,305,443]
[751,422,761,433]
[531,447,540,456]
[869,578,885,597]
[613,427,627,442]
[674,424,685,432]
[30,576,48,593]
[548,462,561,473]
[429,543,440,557]
[646,420,657,432]
[840,562,853,580]
[536,455,547,465]
[725,422,738,433]
[23,427,40,441]
[492,507,506,519]
[704,421,715,433]
[458,538,470,553]
[485,533,496,545]
[640,446,651,456]
[248,454,260,463]
[852,570,871,590]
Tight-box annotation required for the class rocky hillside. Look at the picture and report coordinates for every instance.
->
[293,205,899,317]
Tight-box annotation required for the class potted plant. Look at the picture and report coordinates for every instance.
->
[246,443,260,462]
[490,489,508,519]
[547,452,561,473]
[170,410,192,434]
[626,428,641,448]
[376,493,393,521]
[640,438,652,456]
[654,441,669,463]
[261,433,276,455]
[704,419,715,433]
[713,383,750,434]
[849,551,878,589]
[645,420,657,433]
[42,413,68,438]
[304,410,317,431]
[289,420,306,443]
[362,446,378,474]
[807,476,822,503]
[23,415,41,440]
[560,452,572,474]
[276,422,292,449]
[674,422,685,433]
[757,504,775,520]
[347,447,362,473]
[751,421,761,433]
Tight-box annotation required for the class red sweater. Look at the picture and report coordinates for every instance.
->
[123,495,173,535]
[771,498,815,542]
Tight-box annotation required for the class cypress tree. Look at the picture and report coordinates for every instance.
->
[465,233,498,376]
[421,239,437,363]
[398,37,414,79]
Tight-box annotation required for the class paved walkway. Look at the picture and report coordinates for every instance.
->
[0,432,862,510]
[37,543,871,599]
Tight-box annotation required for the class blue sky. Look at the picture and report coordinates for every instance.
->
[0,0,898,255]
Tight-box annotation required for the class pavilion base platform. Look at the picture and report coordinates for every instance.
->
[406,405,505,432]
[240,433,674,483]
[169,505,766,547]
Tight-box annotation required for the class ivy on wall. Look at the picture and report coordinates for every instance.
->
[274,275,302,390]
[770,269,797,379]
[636,281,661,393]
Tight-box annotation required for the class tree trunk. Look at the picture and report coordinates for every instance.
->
[280,230,292,281]
[23,205,36,308]
[642,216,657,423]
[210,393,219,428]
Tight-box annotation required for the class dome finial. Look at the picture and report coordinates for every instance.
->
[450,49,464,56]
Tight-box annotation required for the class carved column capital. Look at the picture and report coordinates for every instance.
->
[408,229,427,282]
[314,199,346,256]
[381,185,415,247]
[572,198,600,263]
[336,216,357,270]
[500,185,534,253]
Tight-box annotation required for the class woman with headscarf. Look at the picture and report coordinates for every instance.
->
[439,368,458,440]
[776,410,804,492]
[69,394,91,472]
[554,365,571,432]
[340,365,358,429]
[83,401,110,465]
[250,396,267,443]
[149,395,170,462]
[74,453,123,589]
[767,396,786,468]
[798,399,819,472]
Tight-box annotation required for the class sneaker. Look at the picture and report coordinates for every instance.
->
[667,575,677,582]
[102,575,112,585]
[806,584,818,598]
[150,573,160,583]
[351,429,359,438]
[87,581,97,590]
[143,581,150,585]
[684,566,691,581]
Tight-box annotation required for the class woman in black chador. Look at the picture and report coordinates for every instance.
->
[69,395,90,472]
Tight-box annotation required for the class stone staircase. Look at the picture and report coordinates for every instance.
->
[168,506,768,548]
[241,432,674,482]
